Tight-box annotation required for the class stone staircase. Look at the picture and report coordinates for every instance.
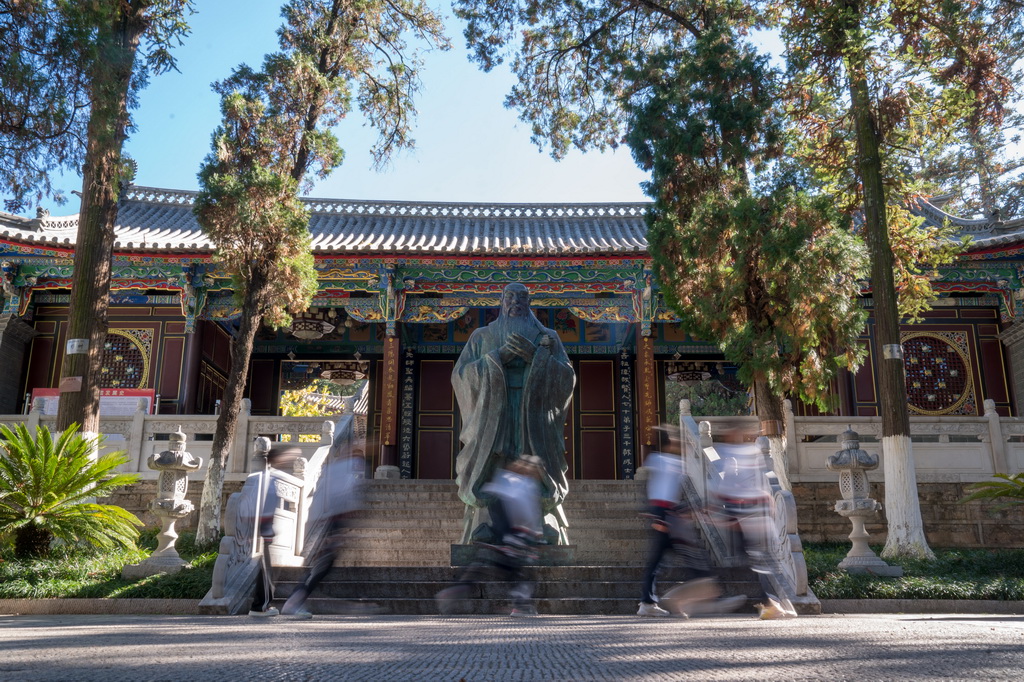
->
[337,480,651,567]
[270,479,779,616]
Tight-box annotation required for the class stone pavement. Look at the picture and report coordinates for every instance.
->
[1,613,1022,681]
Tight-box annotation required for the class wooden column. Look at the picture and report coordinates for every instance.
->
[636,329,658,466]
[375,335,401,478]
[179,322,204,415]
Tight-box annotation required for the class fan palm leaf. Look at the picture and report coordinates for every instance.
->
[0,423,142,557]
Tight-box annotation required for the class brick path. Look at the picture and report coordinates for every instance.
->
[1,613,1022,680]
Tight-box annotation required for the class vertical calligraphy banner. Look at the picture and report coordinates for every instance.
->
[636,331,657,467]
[378,336,401,468]
[617,348,636,479]
[398,348,416,479]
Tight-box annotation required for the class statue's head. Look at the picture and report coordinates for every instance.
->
[500,283,530,319]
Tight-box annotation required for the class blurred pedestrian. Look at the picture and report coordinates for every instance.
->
[638,425,744,618]
[709,429,797,620]
[249,444,302,618]
[280,452,365,619]
[436,454,545,617]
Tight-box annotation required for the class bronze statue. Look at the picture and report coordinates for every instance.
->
[452,283,575,544]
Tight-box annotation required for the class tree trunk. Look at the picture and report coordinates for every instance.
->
[194,275,268,548]
[844,10,933,559]
[15,524,53,558]
[55,9,146,436]
[752,376,789,490]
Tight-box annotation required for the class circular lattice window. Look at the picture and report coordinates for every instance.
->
[98,328,152,389]
[902,331,976,415]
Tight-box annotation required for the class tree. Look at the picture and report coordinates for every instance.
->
[192,0,448,547]
[0,1,90,210]
[626,21,868,488]
[0,423,141,558]
[455,1,868,486]
[0,1,193,436]
[771,0,1023,558]
[911,13,1024,219]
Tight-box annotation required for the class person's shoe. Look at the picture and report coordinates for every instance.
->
[510,605,538,617]
[248,607,279,617]
[637,602,670,617]
[714,595,749,614]
[283,607,312,620]
[757,599,785,620]
[435,584,473,615]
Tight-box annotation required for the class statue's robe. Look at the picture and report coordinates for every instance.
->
[452,319,575,544]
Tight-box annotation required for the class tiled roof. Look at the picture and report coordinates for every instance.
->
[5,186,1023,256]
[0,186,651,255]
[909,195,1024,252]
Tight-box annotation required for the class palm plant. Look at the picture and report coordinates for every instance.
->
[0,423,142,558]
[961,473,1024,511]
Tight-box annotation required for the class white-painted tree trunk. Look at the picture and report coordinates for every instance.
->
[880,434,934,560]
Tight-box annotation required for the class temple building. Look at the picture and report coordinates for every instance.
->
[1,186,1022,483]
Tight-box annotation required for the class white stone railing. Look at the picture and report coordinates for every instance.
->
[677,398,1024,485]
[0,399,335,483]
[4,395,1023,485]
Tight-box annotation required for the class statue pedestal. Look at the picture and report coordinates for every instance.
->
[374,465,400,479]
[451,544,576,566]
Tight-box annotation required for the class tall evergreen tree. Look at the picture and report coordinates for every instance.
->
[455,1,869,485]
[192,0,447,547]
[772,0,1023,558]
[0,1,193,436]
[628,26,868,488]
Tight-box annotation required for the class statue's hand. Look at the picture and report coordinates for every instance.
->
[507,332,536,361]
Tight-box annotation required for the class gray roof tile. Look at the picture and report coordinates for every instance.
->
[0,186,652,256]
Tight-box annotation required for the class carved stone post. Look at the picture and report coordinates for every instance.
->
[826,428,902,576]
[122,426,203,578]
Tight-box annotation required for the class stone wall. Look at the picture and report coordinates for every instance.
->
[104,478,1023,549]
[101,479,246,531]
[793,481,1024,548]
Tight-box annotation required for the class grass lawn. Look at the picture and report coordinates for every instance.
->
[805,543,1024,600]
[0,530,216,600]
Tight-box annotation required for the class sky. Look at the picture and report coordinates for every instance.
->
[31,0,650,218]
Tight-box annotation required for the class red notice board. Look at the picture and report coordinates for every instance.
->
[30,388,156,416]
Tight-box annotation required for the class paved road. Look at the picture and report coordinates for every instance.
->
[1,613,1022,681]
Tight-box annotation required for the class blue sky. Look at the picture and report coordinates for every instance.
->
[34,1,650,217]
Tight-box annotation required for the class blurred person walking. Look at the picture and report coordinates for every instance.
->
[249,445,302,617]
[280,453,366,619]
[638,426,745,618]
[436,455,545,617]
[710,430,797,620]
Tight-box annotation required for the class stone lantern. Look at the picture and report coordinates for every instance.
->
[826,428,902,576]
[122,427,203,579]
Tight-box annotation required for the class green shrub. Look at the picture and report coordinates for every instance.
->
[0,529,217,599]
[806,543,1024,600]
[0,424,142,557]
[961,473,1024,510]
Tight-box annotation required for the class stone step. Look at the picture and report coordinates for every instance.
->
[265,564,774,616]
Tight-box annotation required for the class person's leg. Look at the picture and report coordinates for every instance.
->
[639,520,672,612]
[249,551,276,615]
[282,518,344,615]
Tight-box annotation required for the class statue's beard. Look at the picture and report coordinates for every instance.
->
[494,310,541,342]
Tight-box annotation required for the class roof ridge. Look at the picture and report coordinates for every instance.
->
[124,185,651,218]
